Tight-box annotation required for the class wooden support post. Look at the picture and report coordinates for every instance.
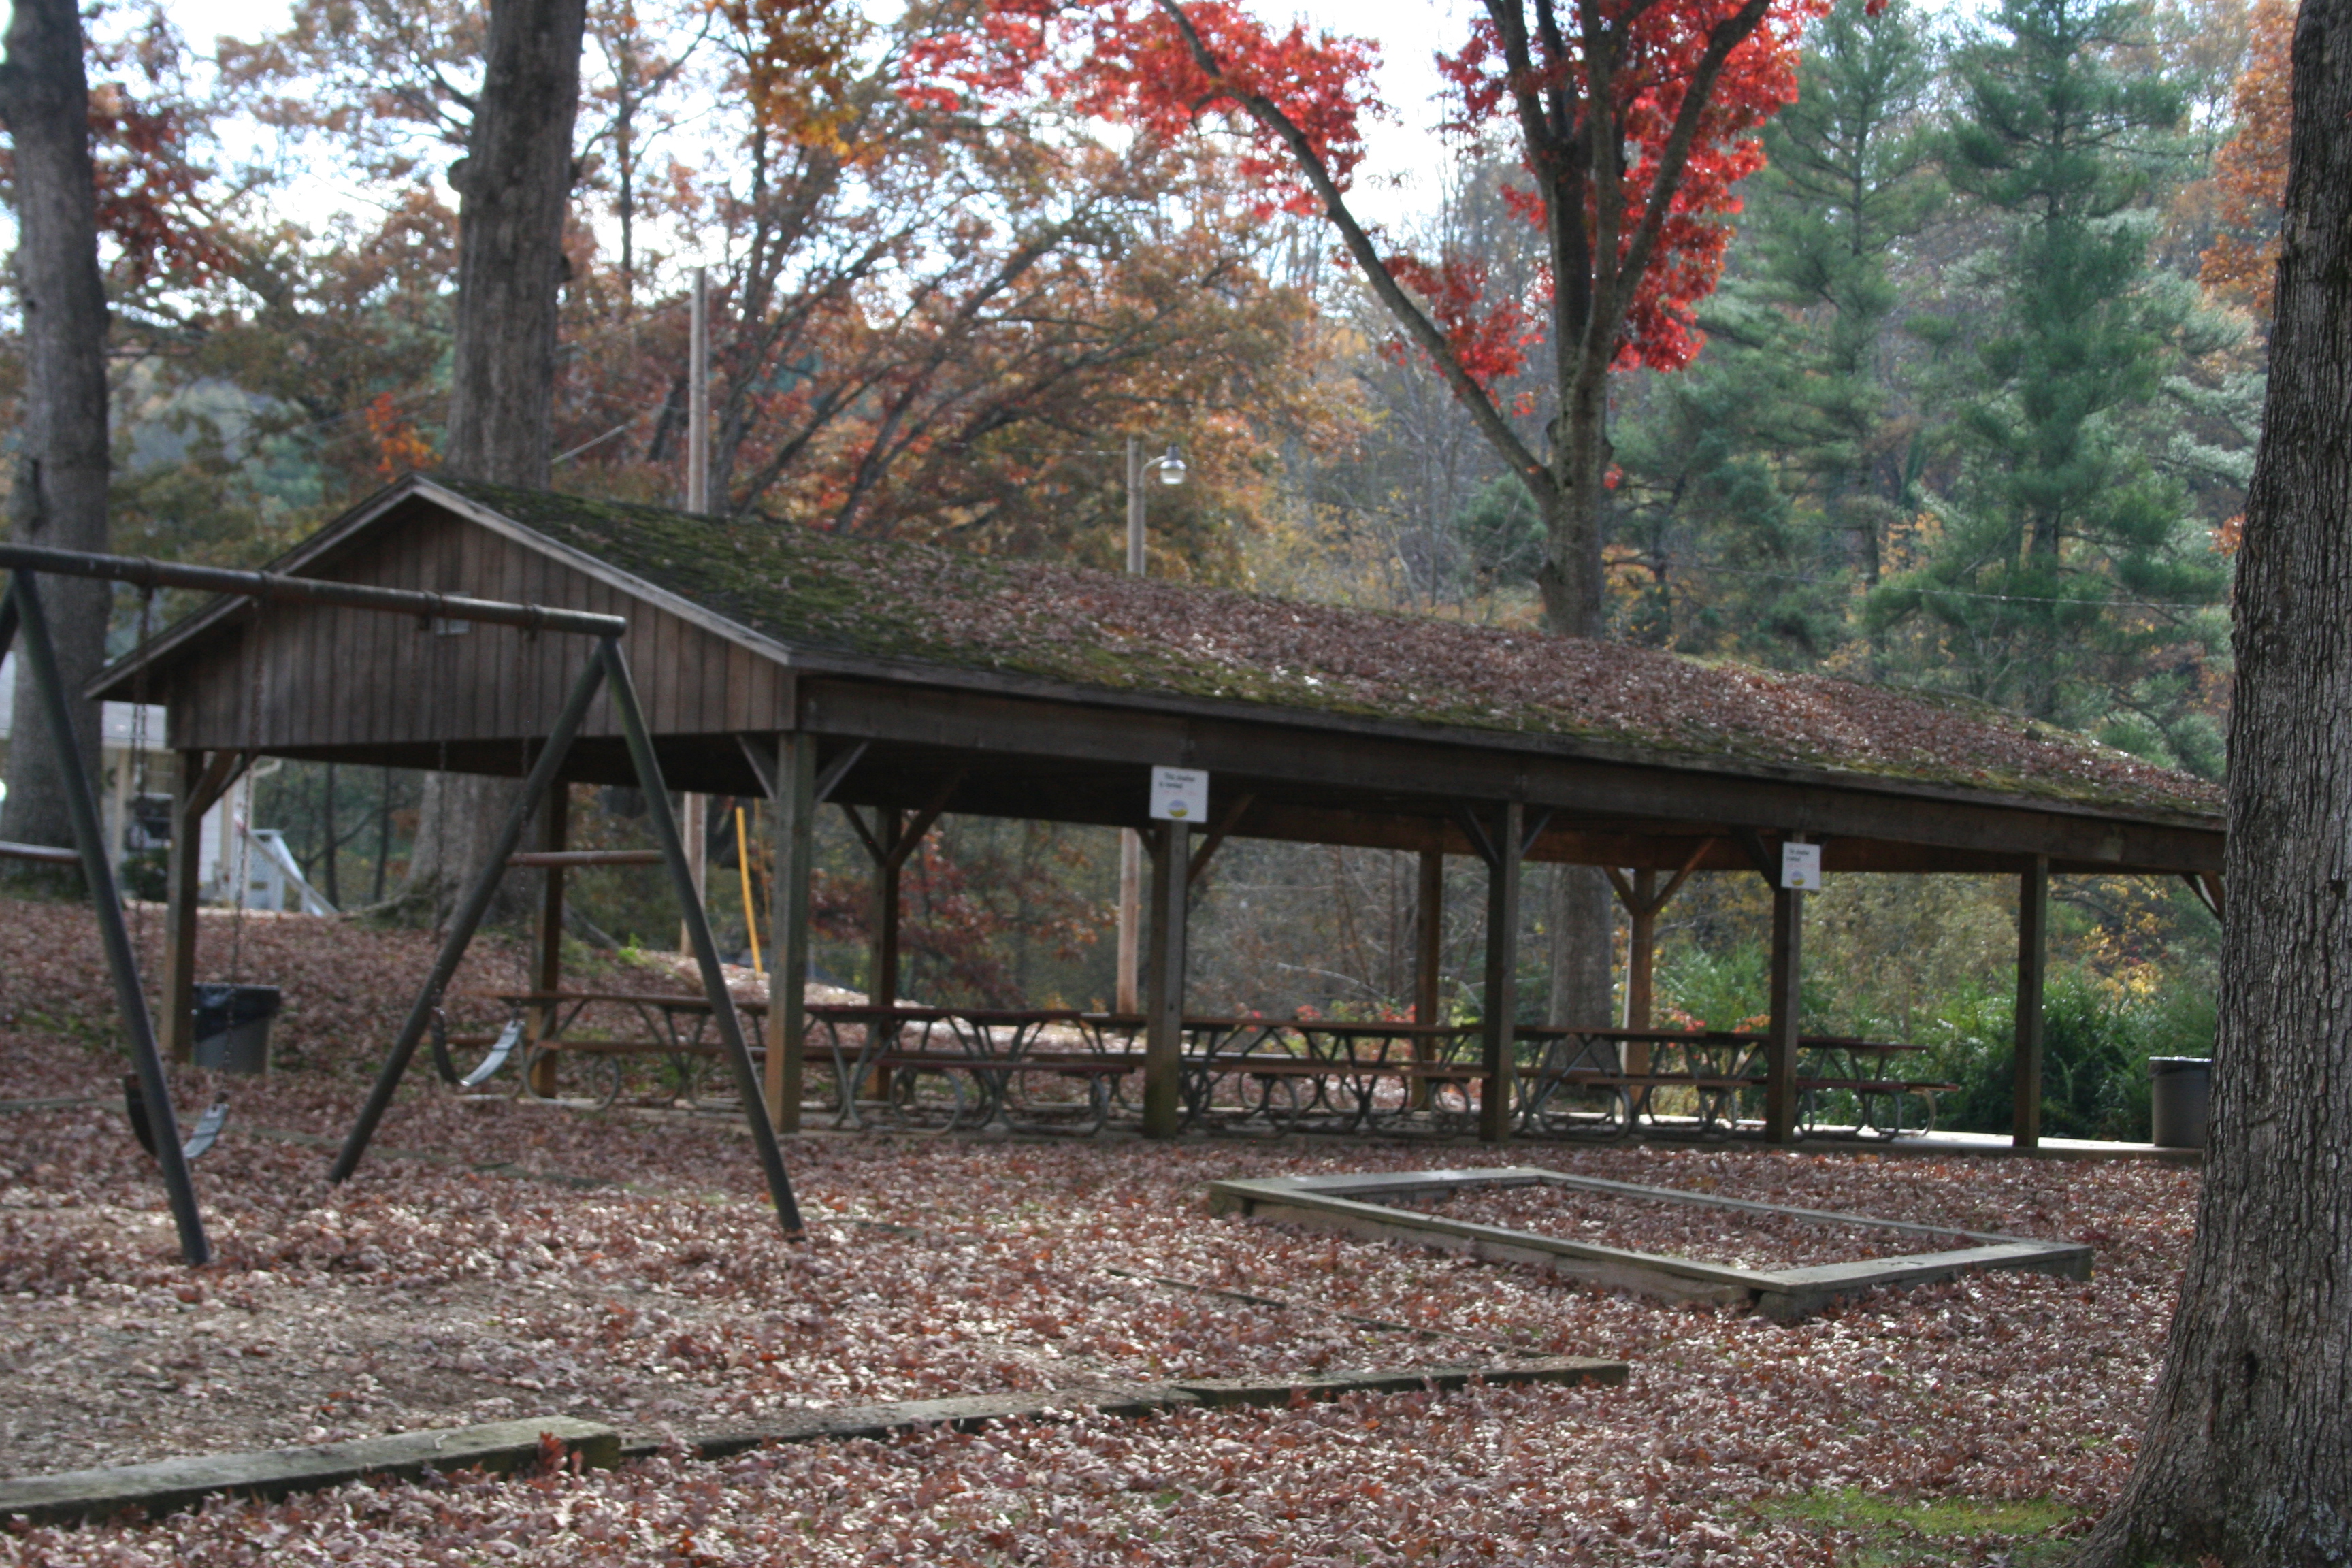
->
[869,806,903,1011]
[162,752,206,1064]
[1412,845,1443,1109]
[2014,853,2048,1150]
[1765,878,1803,1143]
[1601,840,1707,1076]
[1625,868,1657,1073]
[1115,829,1141,1013]
[528,782,568,1098]
[536,783,568,994]
[1415,847,1443,1026]
[1143,817,1191,1139]
[838,778,956,1099]
[676,792,707,957]
[1479,802,1523,1143]
[765,734,816,1131]
[161,748,244,1064]
[862,807,904,1102]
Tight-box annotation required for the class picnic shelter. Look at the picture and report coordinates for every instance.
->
[89,474,2227,1149]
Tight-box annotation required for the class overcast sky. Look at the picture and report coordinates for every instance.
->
[166,0,1475,233]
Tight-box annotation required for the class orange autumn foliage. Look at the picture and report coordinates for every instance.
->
[2200,0,2293,320]
[365,392,438,480]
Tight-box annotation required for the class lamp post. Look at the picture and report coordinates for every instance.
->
[1116,435,1186,1013]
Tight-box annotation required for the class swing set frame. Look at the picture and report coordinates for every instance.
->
[0,542,804,1267]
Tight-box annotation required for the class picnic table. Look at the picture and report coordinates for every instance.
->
[1515,1027,1955,1140]
[444,991,1126,1134]
[437,989,760,1108]
[1063,1015,1488,1134]
[436,990,1952,1141]
[804,1003,1117,1135]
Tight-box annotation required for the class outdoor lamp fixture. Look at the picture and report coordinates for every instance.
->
[1152,445,1186,485]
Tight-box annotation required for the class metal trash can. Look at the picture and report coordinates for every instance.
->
[2149,1056,2211,1149]
[192,983,282,1075]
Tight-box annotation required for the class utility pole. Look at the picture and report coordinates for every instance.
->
[1115,436,1144,1012]
[1111,435,1186,1011]
[680,265,710,956]
[688,266,710,515]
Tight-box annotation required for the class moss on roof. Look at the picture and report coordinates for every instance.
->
[442,479,2221,820]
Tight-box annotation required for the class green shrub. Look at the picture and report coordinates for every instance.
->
[1657,943,2217,1143]
[1654,943,1771,1030]
[1929,969,2215,1141]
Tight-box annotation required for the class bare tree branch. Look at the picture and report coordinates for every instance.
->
[1154,0,1550,491]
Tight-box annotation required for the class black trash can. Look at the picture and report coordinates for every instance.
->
[2149,1056,2211,1149]
[192,983,282,1075]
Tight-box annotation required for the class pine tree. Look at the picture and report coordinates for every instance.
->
[1610,0,1942,668]
[1736,0,1942,601]
[1872,0,2230,745]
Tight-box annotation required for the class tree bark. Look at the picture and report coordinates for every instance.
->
[1545,864,1614,1028]
[444,0,586,487]
[0,0,110,865]
[1534,369,1613,640]
[2078,1,2352,1558]
[404,0,587,923]
[1534,379,1615,1016]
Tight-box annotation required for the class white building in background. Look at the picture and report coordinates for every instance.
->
[0,653,332,913]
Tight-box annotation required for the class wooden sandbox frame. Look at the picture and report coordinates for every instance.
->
[1207,1168,2093,1321]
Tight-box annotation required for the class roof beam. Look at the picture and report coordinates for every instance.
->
[797,680,2224,875]
[2,540,627,646]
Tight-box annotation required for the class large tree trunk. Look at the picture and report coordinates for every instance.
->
[2077,1,2352,1558]
[0,0,111,870]
[1533,370,1612,642]
[1545,865,1614,1028]
[404,0,587,924]
[444,0,585,487]
[1533,373,1616,1028]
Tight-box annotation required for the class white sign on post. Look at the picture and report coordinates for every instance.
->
[1780,840,1823,892]
[1150,766,1209,822]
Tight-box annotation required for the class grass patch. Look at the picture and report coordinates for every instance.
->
[1763,1489,2079,1565]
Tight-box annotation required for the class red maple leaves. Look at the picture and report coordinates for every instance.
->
[1382,254,1543,389]
[1434,0,1812,374]
[905,0,1820,389]
[904,0,1380,216]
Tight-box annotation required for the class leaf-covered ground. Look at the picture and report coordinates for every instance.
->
[0,897,2193,1564]
[1390,1182,1985,1272]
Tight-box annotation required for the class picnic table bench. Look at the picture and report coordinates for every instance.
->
[434,990,1953,1141]
[442,991,1128,1133]
[1515,1027,1958,1140]
[438,989,775,1109]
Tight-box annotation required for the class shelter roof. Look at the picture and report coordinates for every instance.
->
[427,478,2218,823]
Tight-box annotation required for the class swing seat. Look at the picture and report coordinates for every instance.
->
[430,1009,526,1089]
[122,1074,229,1162]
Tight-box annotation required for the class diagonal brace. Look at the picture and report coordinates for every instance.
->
[1451,802,1500,870]
[599,640,804,1236]
[329,643,612,1186]
[7,574,210,1265]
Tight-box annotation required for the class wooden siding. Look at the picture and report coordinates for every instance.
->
[163,500,792,753]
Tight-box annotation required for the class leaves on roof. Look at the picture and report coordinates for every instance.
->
[448,479,2219,818]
